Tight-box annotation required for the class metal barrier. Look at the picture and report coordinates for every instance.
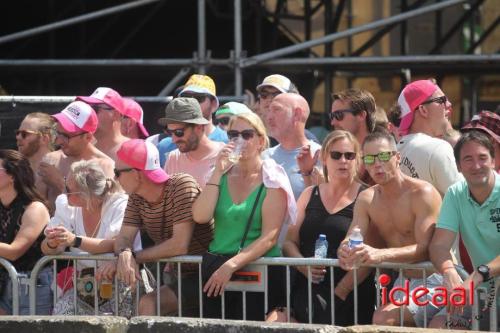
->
[28,254,499,331]
[0,257,19,315]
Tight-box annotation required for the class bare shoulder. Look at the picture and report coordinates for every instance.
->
[42,149,65,166]
[23,201,49,220]
[405,177,441,207]
[265,187,287,201]
[357,185,376,203]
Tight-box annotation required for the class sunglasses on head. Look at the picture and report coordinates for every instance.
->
[329,109,358,121]
[182,93,208,104]
[227,129,256,141]
[114,167,135,178]
[362,151,397,165]
[165,126,190,138]
[330,151,356,160]
[258,90,281,99]
[421,95,448,106]
[216,117,230,126]
[15,129,40,139]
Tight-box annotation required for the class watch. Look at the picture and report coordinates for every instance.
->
[73,236,82,248]
[477,264,491,282]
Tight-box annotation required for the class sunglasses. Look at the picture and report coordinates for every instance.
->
[56,131,86,143]
[421,95,448,106]
[64,178,83,196]
[165,127,190,138]
[330,151,356,160]
[362,151,397,165]
[329,109,358,121]
[15,129,40,139]
[114,167,135,178]
[258,90,281,99]
[182,93,208,104]
[227,129,256,141]
[216,117,230,126]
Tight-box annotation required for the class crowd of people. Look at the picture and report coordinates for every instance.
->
[0,73,498,330]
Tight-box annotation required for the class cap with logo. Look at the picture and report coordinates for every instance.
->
[157,97,210,127]
[52,101,99,134]
[179,74,219,108]
[256,74,295,93]
[215,102,253,117]
[462,110,500,144]
[122,98,149,138]
[76,87,125,114]
[117,139,169,184]
[397,80,438,137]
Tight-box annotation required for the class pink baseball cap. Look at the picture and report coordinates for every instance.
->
[76,87,125,114]
[52,101,98,134]
[397,80,438,136]
[117,139,169,184]
[123,98,149,138]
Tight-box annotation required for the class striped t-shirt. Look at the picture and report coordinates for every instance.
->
[123,173,213,255]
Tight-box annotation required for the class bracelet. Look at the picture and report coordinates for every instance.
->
[118,247,136,259]
[46,241,58,250]
[206,183,220,187]
[442,266,455,273]
[300,170,312,176]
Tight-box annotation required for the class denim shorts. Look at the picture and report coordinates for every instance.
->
[391,273,444,327]
[0,267,53,315]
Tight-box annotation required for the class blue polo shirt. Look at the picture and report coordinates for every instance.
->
[437,172,500,268]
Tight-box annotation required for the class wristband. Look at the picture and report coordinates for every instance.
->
[300,170,312,176]
[205,183,220,187]
[118,247,136,259]
[72,236,82,248]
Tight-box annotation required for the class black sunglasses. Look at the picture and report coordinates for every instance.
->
[114,167,135,178]
[216,117,230,126]
[182,93,208,104]
[15,129,40,139]
[227,129,256,141]
[329,109,358,121]
[55,131,86,142]
[421,95,448,106]
[258,90,281,99]
[165,126,190,138]
[330,151,356,160]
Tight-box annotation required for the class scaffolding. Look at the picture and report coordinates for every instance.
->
[0,0,498,121]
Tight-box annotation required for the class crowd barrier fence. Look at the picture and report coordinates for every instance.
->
[0,257,19,315]
[20,253,500,331]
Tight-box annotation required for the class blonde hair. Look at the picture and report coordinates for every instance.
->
[228,111,270,150]
[320,130,361,183]
[25,112,56,150]
[70,160,119,210]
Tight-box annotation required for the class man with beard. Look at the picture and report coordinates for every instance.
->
[16,113,55,198]
[159,98,224,188]
[38,101,115,211]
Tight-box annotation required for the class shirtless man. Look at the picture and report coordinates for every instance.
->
[16,112,55,197]
[338,130,442,327]
[76,87,129,161]
[38,101,115,210]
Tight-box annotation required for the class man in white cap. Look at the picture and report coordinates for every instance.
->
[38,101,115,211]
[157,74,228,167]
[160,98,225,188]
[121,98,149,139]
[76,87,130,162]
[113,139,213,316]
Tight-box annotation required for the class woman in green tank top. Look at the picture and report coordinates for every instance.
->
[193,112,288,320]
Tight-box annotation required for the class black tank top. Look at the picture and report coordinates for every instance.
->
[298,185,366,285]
[0,196,44,272]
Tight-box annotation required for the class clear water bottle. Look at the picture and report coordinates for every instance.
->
[347,227,363,269]
[228,137,244,163]
[313,234,328,283]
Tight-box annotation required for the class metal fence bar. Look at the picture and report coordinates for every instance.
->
[330,266,335,325]
[0,258,19,315]
[286,265,290,323]
[177,261,182,317]
[0,95,244,104]
[307,265,312,324]
[353,268,358,325]
[156,262,161,316]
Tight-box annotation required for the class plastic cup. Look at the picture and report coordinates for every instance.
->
[99,280,113,299]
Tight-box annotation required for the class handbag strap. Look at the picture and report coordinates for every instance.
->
[238,184,265,253]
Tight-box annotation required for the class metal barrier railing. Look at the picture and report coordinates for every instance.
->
[0,257,19,315]
[28,254,498,331]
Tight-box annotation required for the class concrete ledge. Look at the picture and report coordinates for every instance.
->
[342,325,473,333]
[129,317,342,333]
[0,316,128,333]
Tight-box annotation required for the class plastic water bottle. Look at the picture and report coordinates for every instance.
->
[347,227,363,269]
[313,234,328,283]
[228,137,244,163]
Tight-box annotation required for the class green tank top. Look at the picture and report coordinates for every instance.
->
[208,174,281,257]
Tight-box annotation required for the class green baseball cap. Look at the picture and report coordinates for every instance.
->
[157,97,210,126]
[215,102,252,117]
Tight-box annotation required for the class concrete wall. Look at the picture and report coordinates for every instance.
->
[0,316,478,333]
